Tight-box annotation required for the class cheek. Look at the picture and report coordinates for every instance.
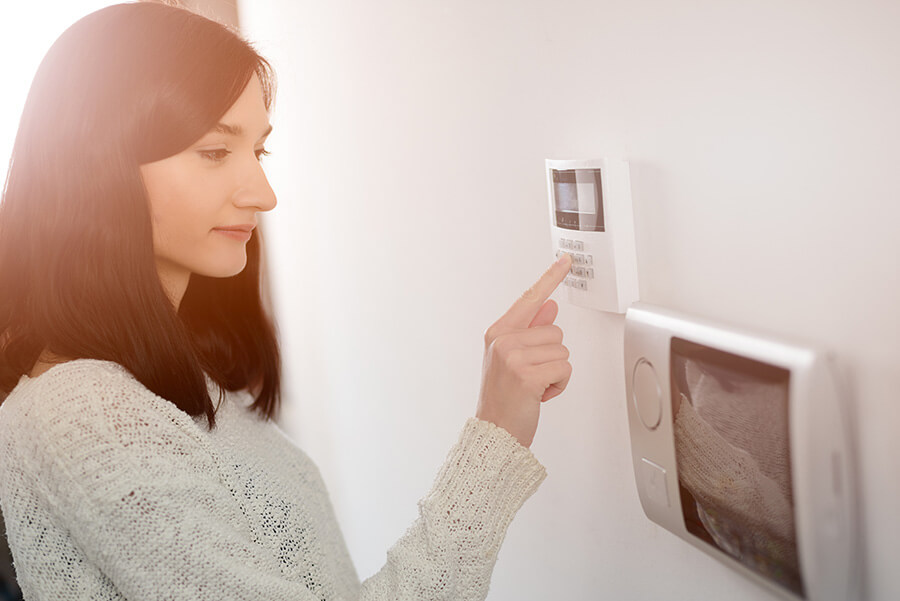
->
[148,187,190,249]
[144,169,213,244]
[140,161,244,277]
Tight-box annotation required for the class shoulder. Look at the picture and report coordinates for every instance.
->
[3,359,163,418]
[21,357,136,387]
[0,359,208,458]
[0,360,222,507]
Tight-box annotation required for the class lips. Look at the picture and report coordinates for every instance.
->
[213,224,256,233]
[213,224,255,242]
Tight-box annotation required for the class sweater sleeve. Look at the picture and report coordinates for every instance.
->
[0,364,322,601]
[359,418,547,601]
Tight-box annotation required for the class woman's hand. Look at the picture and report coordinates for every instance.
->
[475,254,573,448]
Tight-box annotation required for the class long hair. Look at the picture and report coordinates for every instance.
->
[0,2,281,428]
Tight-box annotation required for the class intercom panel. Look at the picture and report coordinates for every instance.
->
[624,303,859,601]
[546,158,638,313]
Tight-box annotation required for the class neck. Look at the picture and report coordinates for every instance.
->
[156,262,190,311]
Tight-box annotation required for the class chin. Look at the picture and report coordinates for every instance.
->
[200,257,248,279]
[219,264,249,279]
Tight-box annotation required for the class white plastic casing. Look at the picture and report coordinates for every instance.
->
[546,158,638,313]
[624,303,860,601]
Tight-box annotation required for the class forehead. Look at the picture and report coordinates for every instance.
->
[217,73,268,128]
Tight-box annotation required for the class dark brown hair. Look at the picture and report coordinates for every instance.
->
[0,2,281,427]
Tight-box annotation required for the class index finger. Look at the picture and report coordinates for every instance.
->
[495,253,572,330]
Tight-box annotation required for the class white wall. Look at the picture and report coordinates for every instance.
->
[240,1,900,599]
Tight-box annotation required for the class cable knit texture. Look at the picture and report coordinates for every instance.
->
[0,359,546,600]
[673,360,800,592]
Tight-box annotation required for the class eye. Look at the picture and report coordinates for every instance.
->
[255,147,271,161]
[198,148,231,162]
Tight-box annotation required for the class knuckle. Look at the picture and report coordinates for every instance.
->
[483,325,499,345]
[549,325,564,342]
[487,336,506,355]
[490,334,512,354]
[505,348,524,368]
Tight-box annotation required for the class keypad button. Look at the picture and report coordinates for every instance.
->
[584,255,593,266]
[573,240,584,251]
[576,280,587,291]
[585,268,594,279]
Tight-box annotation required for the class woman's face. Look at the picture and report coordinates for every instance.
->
[139,73,276,303]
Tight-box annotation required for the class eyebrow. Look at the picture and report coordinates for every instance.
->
[212,122,273,140]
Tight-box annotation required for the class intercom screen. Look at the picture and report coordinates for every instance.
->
[670,337,804,597]
[551,168,604,231]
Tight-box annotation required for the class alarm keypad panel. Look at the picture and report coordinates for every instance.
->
[546,158,638,313]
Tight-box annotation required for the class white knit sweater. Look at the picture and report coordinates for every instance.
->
[0,359,546,600]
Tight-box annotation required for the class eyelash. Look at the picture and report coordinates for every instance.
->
[198,148,271,162]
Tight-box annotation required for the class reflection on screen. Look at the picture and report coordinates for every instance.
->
[671,338,804,597]
[555,176,579,213]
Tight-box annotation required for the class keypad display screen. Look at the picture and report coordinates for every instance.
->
[551,168,603,232]
[670,337,804,597]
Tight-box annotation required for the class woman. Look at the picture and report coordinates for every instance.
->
[0,2,573,599]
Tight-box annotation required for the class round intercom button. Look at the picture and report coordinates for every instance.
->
[632,358,662,430]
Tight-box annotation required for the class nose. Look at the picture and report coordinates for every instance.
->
[233,160,277,212]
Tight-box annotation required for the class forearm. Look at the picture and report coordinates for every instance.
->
[359,418,546,601]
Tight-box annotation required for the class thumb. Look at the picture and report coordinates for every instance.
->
[528,299,559,328]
